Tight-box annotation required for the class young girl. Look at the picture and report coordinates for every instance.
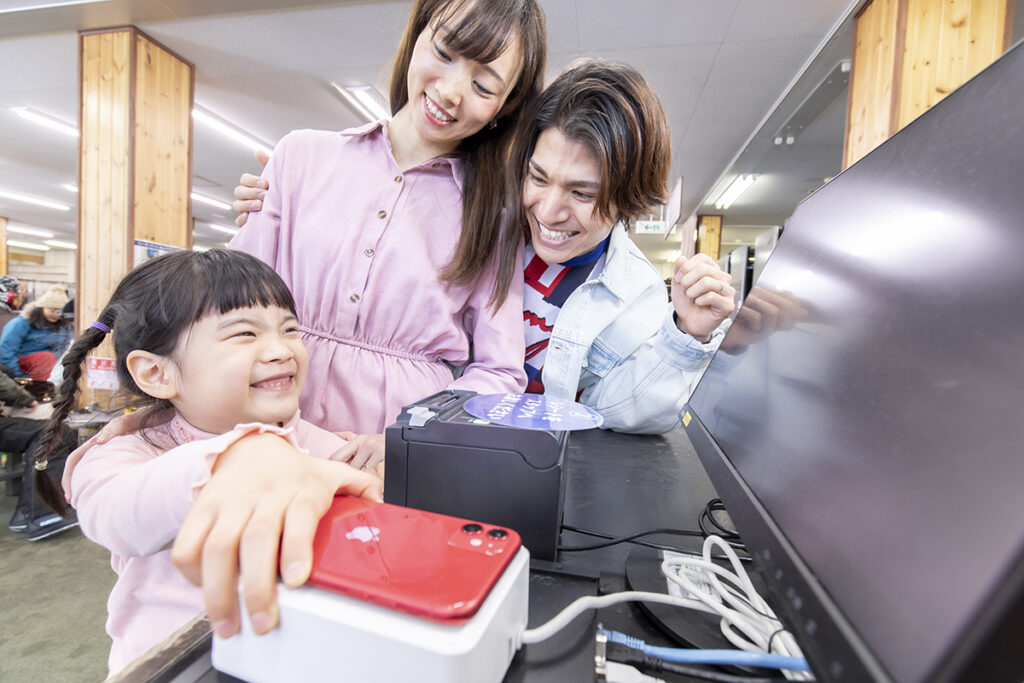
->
[229,0,547,434]
[32,249,382,676]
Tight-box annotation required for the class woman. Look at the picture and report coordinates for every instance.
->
[229,0,547,434]
[0,285,73,380]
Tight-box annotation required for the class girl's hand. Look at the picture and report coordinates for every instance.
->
[170,433,383,640]
[331,432,385,472]
[61,405,174,500]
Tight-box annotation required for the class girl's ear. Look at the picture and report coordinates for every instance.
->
[126,350,179,400]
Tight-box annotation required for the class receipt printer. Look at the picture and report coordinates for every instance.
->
[384,390,568,560]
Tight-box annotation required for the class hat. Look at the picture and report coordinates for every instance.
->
[32,286,69,311]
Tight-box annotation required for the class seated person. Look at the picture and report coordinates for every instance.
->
[0,286,73,380]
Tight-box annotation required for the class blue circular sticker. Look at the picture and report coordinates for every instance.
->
[464,393,604,431]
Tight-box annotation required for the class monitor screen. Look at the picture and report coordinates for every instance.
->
[684,41,1024,683]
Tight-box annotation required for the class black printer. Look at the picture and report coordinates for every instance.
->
[383,390,568,560]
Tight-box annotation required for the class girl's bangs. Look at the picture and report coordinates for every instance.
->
[181,250,296,323]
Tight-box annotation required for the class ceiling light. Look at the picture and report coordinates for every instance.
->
[6,225,55,238]
[331,83,390,123]
[0,0,111,14]
[191,192,232,211]
[192,245,210,252]
[192,106,273,157]
[714,175,759,210]
[9,106,79,137]
[7,239,50,251]
[44,239,77,249]
[204,223,239,236]
[0,189,71,211]
[62,184,78,193]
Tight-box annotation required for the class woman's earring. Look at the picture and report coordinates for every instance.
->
[488,119,498,130]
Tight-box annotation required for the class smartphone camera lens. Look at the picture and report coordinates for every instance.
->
[461,523,483,534]
[487,528,508,539]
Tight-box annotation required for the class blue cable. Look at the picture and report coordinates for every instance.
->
[601,629,811,673]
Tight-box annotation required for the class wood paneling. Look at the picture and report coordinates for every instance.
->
[133,33,193,246]
[78,27,193,406]
[846,0,1011,168]
[844,0,901,169]
[697,215,723,261]
[80,29,132,341]
[898,0,1011,128]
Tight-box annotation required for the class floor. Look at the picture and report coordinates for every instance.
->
[0,490,114,682]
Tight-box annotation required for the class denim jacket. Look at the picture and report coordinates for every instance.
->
[541,226,728,434]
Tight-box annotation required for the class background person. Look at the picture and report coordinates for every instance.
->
[0,285,73,380]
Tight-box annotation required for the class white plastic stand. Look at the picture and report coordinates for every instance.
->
[213,547,529,683]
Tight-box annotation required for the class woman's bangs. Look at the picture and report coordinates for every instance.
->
[433,0,518,65]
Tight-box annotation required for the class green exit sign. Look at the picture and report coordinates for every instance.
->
[635,220,667,234]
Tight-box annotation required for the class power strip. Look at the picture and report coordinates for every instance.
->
[212,547,530,683]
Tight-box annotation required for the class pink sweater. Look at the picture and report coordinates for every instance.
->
[229,124,526,434]
[68,411,346,675]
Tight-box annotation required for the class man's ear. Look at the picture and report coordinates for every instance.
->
[125,350,178,400]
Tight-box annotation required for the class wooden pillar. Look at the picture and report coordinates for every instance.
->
[696,215,723,261]
[844,0,1012,168]
[0,217,7,275]
[78,26,193,402]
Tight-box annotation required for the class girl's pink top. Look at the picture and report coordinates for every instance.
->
[68,411,346,675]
[229,123,526,433]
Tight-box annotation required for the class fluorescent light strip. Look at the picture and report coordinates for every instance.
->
[331,83,390,123]
[0,0,111,14]
[0,189,70,211]
[9,106,79,137]
[192,107,273,157]
[205,223,239,236]
[714,174,758,210]
[7,225,55,238]
[7,239,50,251]
[44,239,77,249]
[191,192,232,211]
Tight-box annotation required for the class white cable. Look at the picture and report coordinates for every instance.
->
[519,591,717,645]
[660,536,813,681]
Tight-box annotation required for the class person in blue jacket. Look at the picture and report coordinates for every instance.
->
[1,285,73,380]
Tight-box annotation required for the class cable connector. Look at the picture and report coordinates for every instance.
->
[595,627,609,680]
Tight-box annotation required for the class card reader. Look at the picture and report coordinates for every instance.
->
[384,390,569,560]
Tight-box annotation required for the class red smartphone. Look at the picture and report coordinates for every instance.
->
[307,496,522,621]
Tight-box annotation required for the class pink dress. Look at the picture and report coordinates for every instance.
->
[229,124,526,433]
[68,411,347,675]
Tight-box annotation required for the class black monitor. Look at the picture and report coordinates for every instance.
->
[683,40,1024,683]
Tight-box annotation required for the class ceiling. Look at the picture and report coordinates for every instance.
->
[0,0,907,267]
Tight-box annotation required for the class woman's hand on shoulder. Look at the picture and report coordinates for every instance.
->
[170,432,382,639]
[232,149,270,228]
